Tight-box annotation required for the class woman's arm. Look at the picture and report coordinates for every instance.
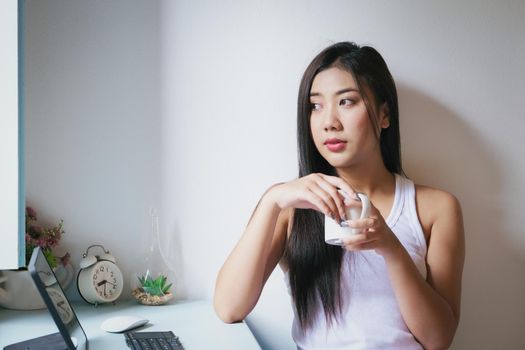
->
[343,187,465,350]
[213,187,289,323]
[384,188,464,349]
[214,174,356,323]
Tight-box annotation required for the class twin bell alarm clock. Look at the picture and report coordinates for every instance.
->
[76,244,124,305]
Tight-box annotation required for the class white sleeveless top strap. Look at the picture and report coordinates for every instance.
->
[285,174,428,349]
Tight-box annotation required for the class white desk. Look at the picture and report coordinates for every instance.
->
[0,299,260,349]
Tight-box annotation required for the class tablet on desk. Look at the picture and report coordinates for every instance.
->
[3,247,87,350]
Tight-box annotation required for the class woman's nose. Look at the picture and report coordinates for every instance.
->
[323,105,342,131]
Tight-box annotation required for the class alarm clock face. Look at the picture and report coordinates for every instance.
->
[90,261,123,302]
[47,287,73,324]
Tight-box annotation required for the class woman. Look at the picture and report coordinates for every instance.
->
[214,42,465,350]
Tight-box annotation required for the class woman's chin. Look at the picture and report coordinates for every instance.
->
[326,157,355,169]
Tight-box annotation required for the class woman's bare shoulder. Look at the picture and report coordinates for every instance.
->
[414,184,462,239]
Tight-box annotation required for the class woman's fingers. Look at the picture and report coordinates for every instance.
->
[299,174,347,222]
[308,189,341,222]
[342,229,372,244]
[320,174,357,200]
[278,173,361,220]
[315,179,347,221]
[341,217,380,250]
[348,217,377,230]
[303,188,335,219]
[342,226,380,250]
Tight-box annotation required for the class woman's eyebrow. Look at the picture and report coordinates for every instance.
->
[335,87,359,95]
[310,87,359,97]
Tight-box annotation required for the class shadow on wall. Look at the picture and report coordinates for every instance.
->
[398,84,524,349]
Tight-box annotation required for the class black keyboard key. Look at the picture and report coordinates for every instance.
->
[124,331,184,350]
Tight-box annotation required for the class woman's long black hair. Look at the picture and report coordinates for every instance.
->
[283,42,403,329]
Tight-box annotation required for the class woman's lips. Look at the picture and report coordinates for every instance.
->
[324,138,347,152]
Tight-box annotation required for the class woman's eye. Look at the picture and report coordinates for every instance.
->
[340,99,354,107]
[311,103,321,111]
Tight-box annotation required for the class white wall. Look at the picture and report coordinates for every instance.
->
[24,0,165,298]
[23,0,525,349]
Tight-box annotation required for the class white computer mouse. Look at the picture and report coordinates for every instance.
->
[100,315,149,333]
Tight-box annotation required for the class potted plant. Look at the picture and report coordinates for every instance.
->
[132,274,174,305]
[25,206,67,268]
[0,206,72,310]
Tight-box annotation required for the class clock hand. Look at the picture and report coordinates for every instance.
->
[106,281,116,287]
[97,280,107,287]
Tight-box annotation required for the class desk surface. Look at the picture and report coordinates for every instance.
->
[0,299,260,349]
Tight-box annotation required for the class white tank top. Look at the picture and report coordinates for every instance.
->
[285,174,428,350]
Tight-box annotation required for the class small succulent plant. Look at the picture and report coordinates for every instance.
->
[137,274,172,297]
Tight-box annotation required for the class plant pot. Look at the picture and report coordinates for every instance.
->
[0,270,45,310]
[131,288,173,306]
[0,262,74,310]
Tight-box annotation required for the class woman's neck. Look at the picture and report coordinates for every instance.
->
[336,162,395,197]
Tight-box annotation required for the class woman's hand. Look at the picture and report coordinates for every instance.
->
[341,200,403,258]
[267,173,356,224]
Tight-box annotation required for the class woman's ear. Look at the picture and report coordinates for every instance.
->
[379,103,390,129]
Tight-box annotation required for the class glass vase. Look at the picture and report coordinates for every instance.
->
[131,209,174,305]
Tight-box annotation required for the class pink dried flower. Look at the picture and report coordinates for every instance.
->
[25,206,65,267]
[26,206,37,221]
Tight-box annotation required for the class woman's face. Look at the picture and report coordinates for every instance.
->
[309,67,388,169]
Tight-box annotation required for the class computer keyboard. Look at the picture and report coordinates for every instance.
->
[124,331,184,350]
